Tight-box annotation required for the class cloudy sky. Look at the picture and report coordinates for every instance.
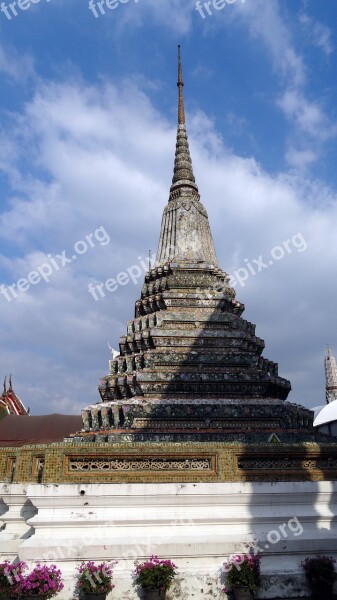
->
[0,0,336,415]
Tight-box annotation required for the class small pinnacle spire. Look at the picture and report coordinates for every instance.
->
[170,46,198,196]
[177,45,185,126]
[3,376,6,394]
[9,374,12,390]
[325,347,337,404]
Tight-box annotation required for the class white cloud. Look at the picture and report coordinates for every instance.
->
[278,89,337,141]
[0,76,337,415]
[86,0,336,172]
[0,42,35,83]
[109,0,195,35]
[232,0,306,86]
[285,147,318,170]
[230,0,337,168]
[299,12,334,56]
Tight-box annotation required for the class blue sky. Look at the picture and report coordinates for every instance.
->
[0,0,336,414]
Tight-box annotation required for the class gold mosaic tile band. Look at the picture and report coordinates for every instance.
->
[1,442,337,484]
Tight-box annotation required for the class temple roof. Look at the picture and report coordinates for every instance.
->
[0,414,82,447]
[0,376,28,418]
[314,402,337,427]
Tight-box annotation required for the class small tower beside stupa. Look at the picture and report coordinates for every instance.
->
[325,348,337,403]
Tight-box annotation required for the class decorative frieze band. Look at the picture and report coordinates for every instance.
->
[133,419,280,430]
[238,457,337,471]
[68,456,213,473]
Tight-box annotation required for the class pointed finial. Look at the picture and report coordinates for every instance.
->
[3,376,6,395]
[9,374,12,390]
[170,46,198,195]
[177,45,185,126]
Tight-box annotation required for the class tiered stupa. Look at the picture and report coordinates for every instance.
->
[76,47,314,444]
[1,49,337,600]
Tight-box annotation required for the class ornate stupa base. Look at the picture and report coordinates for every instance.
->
[65,397,325,444]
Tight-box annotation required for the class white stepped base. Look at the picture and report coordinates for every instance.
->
[1,481,337,599]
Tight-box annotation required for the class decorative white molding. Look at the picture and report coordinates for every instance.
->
[1,481,337,598]
[0,484,37,561]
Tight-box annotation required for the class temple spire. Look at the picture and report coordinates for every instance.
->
[325,347,337,404]
[177,45,185,125]
[155,46,219,267]
[170,46,198,196]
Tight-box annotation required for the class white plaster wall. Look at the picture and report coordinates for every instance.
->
[0,484,37,561]
[1,481,337,599]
